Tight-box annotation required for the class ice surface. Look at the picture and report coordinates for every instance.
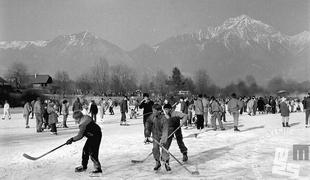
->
[0,107,309,180]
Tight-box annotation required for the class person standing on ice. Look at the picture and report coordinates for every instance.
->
[61,99,69,128]
[47,101,58,135]
[227,93,243,132]
[145,104,170,171]
[162,103,189,162]
[120,95,129,126]
[209,96,225,131]
[304,92,310,128]
[23,100,31,128]
[89,100,98,122]
[194,94,204,131]
[66,111,102,174]
[139,93,154,143]
[72,97,83,113]
[2,100,11,120]
[34,97,44,132]
[279,97,290,127]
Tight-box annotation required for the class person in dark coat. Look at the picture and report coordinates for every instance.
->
[279,97,290,127]
[66,111,102,174]
[139,93,154,142]
[257,97,265,114]
[120,96,129,126]
[303,93,310,128]
[89,100,98,122]
[72,97,83,113]
[163,103,188,162]
[145,104,169,171]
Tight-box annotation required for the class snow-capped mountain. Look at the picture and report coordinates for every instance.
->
[0,31,134,78]
[129,15,310,86]
[1,15,309,85]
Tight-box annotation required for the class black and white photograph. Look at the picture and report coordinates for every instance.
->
[0,0,310,179]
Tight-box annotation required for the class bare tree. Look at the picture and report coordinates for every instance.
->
[54,70,70,95]
[194,69,211,94]
[91,57,110,95]
[5,62,28,88]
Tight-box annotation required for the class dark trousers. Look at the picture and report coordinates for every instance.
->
[166,128,187,154]
[91,113,97,122]
[35,113,43,132]
[50,123,57,133]
[109,107,114,115]
[121,112,126,122]
[143,114,151,137]
[306,110,310,125]
[82,135,102,170]
[196,114,204,130]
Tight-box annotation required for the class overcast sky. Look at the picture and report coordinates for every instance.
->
[0,0,309,50]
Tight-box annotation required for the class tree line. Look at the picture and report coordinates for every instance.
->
[3,59,310,97]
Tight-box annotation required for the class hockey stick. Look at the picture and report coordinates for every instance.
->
[23,143,67,161]
[152,138,200,175]
[131,124,183,163]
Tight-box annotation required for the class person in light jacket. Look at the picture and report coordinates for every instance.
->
[227,93,243,132]
[23,101,32,128]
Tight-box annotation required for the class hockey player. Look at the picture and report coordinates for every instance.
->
[162,103,189,162]
[145,104,170,171]
[66,111,102,174]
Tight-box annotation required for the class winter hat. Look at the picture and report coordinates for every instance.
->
[152,104,162,111]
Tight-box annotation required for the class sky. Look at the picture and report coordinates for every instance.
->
[0,0,309,50]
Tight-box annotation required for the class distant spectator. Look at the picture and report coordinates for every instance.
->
[23,101,32,128]
[2,100,11,120]
[89,100,98,122]
[120,96,129,126]
[279,97,290,127]
[34,97,43,132]
[72,97,83,112]
[47,102,58,135]
[62,99,69,128]
[227,93,243,132]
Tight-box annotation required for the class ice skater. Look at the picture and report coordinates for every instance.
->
[66,111,102,174]
[162,103,189,162]
[279,97,290,127]
[2,100,11,120]
[145,104,170,171]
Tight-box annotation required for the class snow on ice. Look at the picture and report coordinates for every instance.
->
[0,107,309,180]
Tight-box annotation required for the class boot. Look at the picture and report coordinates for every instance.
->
[91,168,102,173]
[286,122,290,127]
[75,166,87,172]
[234,126,240,132]
[164,160,171,171]
[282,122,286,127]
[182,152,188,162]
[153,160,161,171]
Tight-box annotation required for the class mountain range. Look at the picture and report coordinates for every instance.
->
[0,15,309,86]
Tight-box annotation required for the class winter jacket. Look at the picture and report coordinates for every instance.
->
[73,115,102,142]
[34,100,42,114]
[227,98,243,113]
[202,98,209,112]
[90,103,98,114]
[145,113,168,142]
[47,104,58,125]
[120,100,128,113]
[209,100,223,114]
[62,103,69,115]
[166,111,188,129]
[280,101,290,117]
[139,100,154,118]
[194,98,203,115]
[72,100,83,112]
[304,97,310,110]
[23,102,31,116]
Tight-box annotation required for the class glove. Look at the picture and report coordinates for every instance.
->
[159,139,166,146]
[66,138,74,145]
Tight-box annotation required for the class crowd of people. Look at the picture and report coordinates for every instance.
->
[1,92,310,174]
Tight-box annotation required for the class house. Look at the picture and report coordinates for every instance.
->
[0,77,9,86]
[29,74,53,89]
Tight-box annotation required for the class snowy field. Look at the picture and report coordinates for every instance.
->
[1,107,309,180]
